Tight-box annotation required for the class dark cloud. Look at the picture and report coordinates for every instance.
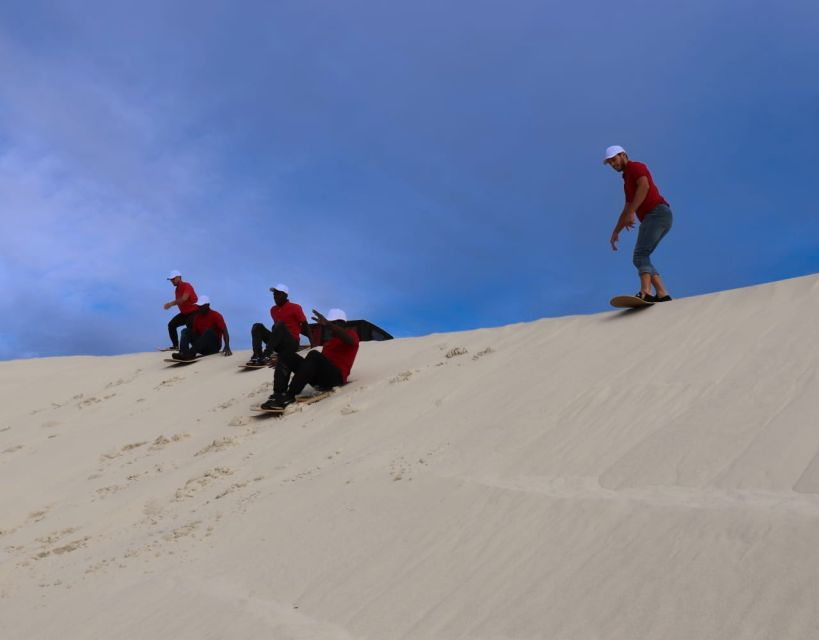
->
[1,0,818,358]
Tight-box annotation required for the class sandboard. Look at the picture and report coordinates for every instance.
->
[250,389,336,416]
[238,360,277,370]
[250,405,285,415]
[157,347,178,352]
[164,357,202,366]
[296,390,334,405]
[610,295,654,309]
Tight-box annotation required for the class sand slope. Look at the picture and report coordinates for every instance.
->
[2,275,819,639]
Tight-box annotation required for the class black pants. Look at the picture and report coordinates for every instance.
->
[168,311,196,348]
[274,350,343,396]
[251,322,299,358]
[180,328,220,357]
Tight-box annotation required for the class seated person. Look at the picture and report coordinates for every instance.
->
[247,283,313,366]
[173,296,233,361]
[261,308,358,409]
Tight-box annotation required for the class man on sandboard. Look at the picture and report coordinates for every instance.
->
[259,308,359,411]
[246,283,313,367]
[162,270,199,350]
[605,145,673,305]
[173,296,233,361]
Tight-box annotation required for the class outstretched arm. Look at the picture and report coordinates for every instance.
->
[312,310,354,345]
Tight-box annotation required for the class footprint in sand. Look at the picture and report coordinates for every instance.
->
[3,444,23,454]
[174,467,234,501]
[34,536,91,560]
[388,456,413,482]
[99,440,148,463]
[194,437,237,456]
[472,346,495,360]
[104,369,142,389]
[154,376,183,390]
[41,420,60,429]
[149,433,189,451]
[211,398,238,411]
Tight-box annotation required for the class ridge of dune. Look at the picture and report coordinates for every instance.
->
[2,274,819,639]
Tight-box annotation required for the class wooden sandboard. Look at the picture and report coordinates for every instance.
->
[610,295,654,309]
[250,390,336,416]
[296,390,334,405]
[238,361,276,370]
[250,405,285,415]
[163,357,201,366]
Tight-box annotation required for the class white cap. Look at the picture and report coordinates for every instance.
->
[327,308,347,322]
[603,145,626,163]
[197,295,211,306]
[167,270,182,280]
[270,283,289,294]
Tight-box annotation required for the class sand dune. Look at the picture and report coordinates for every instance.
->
[2,275,819,639]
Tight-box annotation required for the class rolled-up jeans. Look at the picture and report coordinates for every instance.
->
[633,204,673,276]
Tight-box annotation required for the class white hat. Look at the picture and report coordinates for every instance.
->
[197,295,211,306]
[270,283,289,294]
[327,308,347,322]
[167,270,182,280]
[603,145,626,163]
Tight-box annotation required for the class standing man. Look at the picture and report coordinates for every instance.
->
[260,308,359,410]
[605,145,673,302]
[163,270,199,350]
[247,283,313,367]
[173,296,233,361]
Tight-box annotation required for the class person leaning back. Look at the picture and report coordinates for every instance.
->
[261,308,359,410]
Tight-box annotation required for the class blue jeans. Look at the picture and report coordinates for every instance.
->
[633,204,672,276]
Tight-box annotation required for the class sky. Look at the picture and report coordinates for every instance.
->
[1,0,818,359]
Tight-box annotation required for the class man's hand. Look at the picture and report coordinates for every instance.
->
[610,232,619,251]
[222,347,232,357]
[163,302,174,310]
[623,213,636,230]
[312,309,328,326]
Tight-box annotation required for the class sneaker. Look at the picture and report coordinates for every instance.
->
[246,355,263,366]
[260,393,294,411]
[635,291,656,302]
[260,354,276,366]
[172,352,196,361]
[654,294,673,302]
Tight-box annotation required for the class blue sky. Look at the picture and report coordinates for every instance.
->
[1,0,818,359]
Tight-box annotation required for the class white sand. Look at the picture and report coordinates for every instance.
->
[2,275,819,639]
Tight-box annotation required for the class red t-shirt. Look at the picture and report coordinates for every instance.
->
[192,309,227,347]
[623,161,669,221]
[321,329,360,383]
[175,281,199,314]
[270,301,307,343]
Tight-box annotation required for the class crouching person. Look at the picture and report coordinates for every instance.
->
[261,308,358,410]
[173,296,233,361]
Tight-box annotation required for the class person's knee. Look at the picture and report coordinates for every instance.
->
[251,322,265,334]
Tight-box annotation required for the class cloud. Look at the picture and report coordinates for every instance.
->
[1,1,818,359]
